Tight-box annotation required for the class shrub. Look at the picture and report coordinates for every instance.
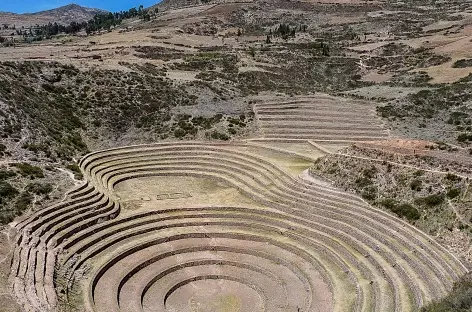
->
[248,46,256,57]
[380,199,420,221]
[362,166,377,179]
[213,114,223,122]
[192,116,214,129]
[208,131,229,141]
[0,212,15,224]
[12,163,44,178]
[14,192,33,215]
[394,203,420,221]
[446,188,461,199]
[355,176,372,187]
[0,182,19,203]
[416,193,445,207]
[452,59,472,68]
[0,169,16,180]
[380,198,397,210]
[424,193,445,206]
[361,186,377,201]
[457,132,472,143]
[26,182,53,195]
[413,170,424,177]
[410,179,422,191]
[445,173,461,182]
[174,128,187,139]
[64,132,87,150]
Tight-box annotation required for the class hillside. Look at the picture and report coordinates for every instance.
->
[0,4,106,29]
[156,0,253,10]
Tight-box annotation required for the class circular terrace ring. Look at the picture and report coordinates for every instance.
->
[163,275,266,312]
[90,233,332,312]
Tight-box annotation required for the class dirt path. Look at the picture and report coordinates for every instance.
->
[298,169,334,188]
[0,229,13,267]
[447,199,472,227]
[13,134,29,151]
[0,228,21,312]
[57,167,83,186]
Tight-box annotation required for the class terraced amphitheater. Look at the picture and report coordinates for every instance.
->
[8,122,469,311]
[3,0,472,308]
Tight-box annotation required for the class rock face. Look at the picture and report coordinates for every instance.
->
[0,4,106,28]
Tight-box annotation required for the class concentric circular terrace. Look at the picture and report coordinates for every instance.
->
[8,96,469,312]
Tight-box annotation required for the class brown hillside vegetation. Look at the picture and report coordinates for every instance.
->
[0,4,106,29]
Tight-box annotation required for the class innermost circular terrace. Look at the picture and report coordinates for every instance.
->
[114,175,262,214]
[163,278,265,312]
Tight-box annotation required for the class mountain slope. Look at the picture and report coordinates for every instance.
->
[0,4,106,28]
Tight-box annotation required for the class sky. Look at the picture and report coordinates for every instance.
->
[0,0,160,14]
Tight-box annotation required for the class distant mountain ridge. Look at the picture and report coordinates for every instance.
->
[0,4,106,28]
